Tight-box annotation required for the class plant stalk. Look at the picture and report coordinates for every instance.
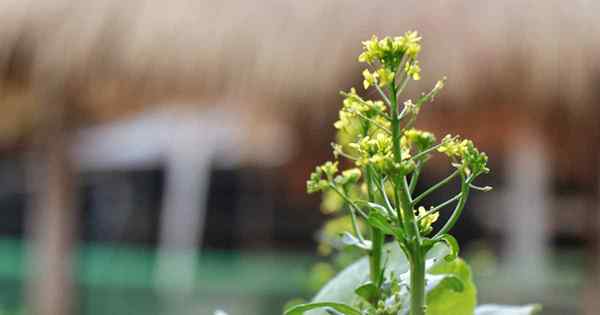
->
[409,247,426,315]
[365,150,383,301]
[369,226,384,288]
[367,185,384,296]
[390,80,426,315]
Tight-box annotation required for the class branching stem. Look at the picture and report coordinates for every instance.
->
[417,193,462,222]
[434,177,471,238]
[412,170,460,206]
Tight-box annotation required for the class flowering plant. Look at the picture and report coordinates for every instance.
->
[286,32,541,315]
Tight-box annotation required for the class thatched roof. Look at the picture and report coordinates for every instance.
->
[1,0,599,143]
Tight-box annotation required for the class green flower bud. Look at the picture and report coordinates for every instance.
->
[404,129,437,152]
[306,161,339,193]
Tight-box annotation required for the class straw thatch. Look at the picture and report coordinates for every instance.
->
[1,0,599,143]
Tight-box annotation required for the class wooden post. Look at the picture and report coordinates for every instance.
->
[26,92,76,315]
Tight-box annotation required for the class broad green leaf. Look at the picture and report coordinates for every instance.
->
[426,274,464,293]
[354,281,377,304]
[475,304,542,315]
[307,242,450,315]
[284,302,362,315]
[396,273,466,315]
[433,234,459,262]
[426,258,477,315]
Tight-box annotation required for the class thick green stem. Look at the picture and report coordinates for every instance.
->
[369,226,384,288]
[389,81,420,243]
[390,80,426,315]
[409,247,426,315]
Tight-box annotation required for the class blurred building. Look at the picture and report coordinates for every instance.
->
[0,1,599,315]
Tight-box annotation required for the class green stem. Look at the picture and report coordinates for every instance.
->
[409,246,426,315]
[410,142,445,162]
[412,170,460,206]
[328,184,367,219]
[351,111,392,135]
[349,202,365,243]
[409,161,422,194]
[434,177,470,238]
[374,84,392,108]
[373,177,395,217]
[389,82,404,227]
[366,158,383,299]
[417,193,462,222]
[370,226,384,288]
[390,79,420,240]
[391,77,426,315]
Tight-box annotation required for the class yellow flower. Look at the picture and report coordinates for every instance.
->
[358,32,422,71]
[404,61,421,81]
[358,35,380,64]
[376,68,395,87]
[417,206,439,235]
[403,31,422,58]
[362,69,378,89]
[437,135,467,158]
[334,111,352,130]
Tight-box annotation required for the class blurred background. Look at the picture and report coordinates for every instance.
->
[0,0,599,314]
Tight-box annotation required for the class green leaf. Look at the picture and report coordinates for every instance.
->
[426,274,464,293]
[340,232,372,250]
[365,202,391,215]
[307,242,449,315]
[426,258,477,315]
[395,273,466,315]
[433,234,459,262]
[366,212,406,240]
[284,302,362,315]
[475,304,542,315]
[366,212,394,235]
[354,281,378,304]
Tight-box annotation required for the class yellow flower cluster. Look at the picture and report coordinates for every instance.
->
[404,60,421,81]
[438,135,468,158]
[403,129,437,152]
[358,31,422,66]
[349,133,414,175]
[358,31,423,89]
[417,206,439,235]
[349,133,394,171]
[307,161,339,193]
[362,68,395,89]
[334,88,386,130]
[438,135,489,176]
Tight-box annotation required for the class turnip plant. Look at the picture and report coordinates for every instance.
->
[285,32,541,315]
